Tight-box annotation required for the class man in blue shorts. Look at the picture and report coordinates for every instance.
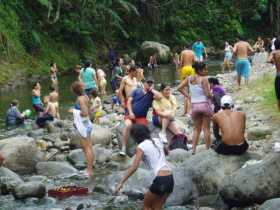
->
[233,38,254,89]
[120,77,161,156]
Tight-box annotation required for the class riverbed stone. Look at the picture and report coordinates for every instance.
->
[166,148,191,165]
[36,161,78,177]
[138,41,171,63]
[247,126,273,140]
[259,198,280,210]
[12,181,46,199]
[69,124,112,147]
[27,129,45,138]
[0,167,24,195]
[0,136,44,174]
[220,153,280,207]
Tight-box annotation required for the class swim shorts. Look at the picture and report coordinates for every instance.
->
[33,104,44,113]
[124,114,148,126]
[275,74,280,100]
[149,175,174,196]
[224,52,232,61]
[191,102,213,120]
[212,140,249,155]
[236,58,250,79]
[180,65,195,81]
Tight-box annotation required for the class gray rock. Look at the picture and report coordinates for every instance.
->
[95,147,113,164]
[0,167,24,194]
[27,129,45,138]
[167,149,191,165]
[69,124,112,147]
[27,175,48,183]
[247,126,273,140]
[36,161,78,177]
[12,181,46,199]
[0,136,44,174]
[259,198,280,210]
[138,41,171,63]
[220,153,280,207]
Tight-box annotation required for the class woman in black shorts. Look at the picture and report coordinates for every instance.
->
[116,124,174,209]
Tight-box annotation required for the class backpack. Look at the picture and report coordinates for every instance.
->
[169,133,188,151]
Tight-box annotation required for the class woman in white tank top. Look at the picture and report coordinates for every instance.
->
[115,124,174,209]
[178,62,212,154]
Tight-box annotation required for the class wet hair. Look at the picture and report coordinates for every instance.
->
[84,60,92,68]
[222,104,232,110]
[91,88,99,98]
[128,64,137,72]
[11,99,19,107]
[160,83,170,92]
[49,86,56,91]
[275,37,280,50]
[130,124,161,155]
[33,81,40,89]
[71,81,84,96]
[192,62,206,74]
[115,57,122,66]
[208,77,220,85]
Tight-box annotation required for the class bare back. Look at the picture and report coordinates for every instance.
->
[272,50,280,72]
[49,91,59,102]
[180,49,195,66]
[123,76,137,99]
[233,41,253,59]
[213,110,246,145]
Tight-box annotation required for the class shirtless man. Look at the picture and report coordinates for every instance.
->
[211,95,248,155]
[179,46,195,115]
[118,65,138,108]
[233,38,254,88]
[49,87,59,102]
[268,37,280,110]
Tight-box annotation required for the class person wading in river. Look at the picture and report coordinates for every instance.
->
[211,95,249,155]
[233,37,254,89]
[268,37,280,111]
[179,46,195,116]
[116,124,174,210]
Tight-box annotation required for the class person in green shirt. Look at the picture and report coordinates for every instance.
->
[111,57,124,92]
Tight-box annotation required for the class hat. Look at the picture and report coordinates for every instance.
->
[144,77,154,83]
[221,95,234,107]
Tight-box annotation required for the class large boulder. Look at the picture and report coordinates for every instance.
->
[259,198,280,210]
[138,41,171,63]
[0,167,24,195]
[36,161,78,177]
[0,136,44,174]
[12,181,46,199]
[69,124,112,147]
[247,126,273,140]
[219,153,280,207]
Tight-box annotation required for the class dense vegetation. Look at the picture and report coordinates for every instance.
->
[0,0,279,85]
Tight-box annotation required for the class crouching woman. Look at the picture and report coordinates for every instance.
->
[115,124,174,210]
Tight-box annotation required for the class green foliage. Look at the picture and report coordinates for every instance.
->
[0,0,275,86]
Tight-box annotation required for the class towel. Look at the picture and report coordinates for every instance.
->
[73,109,93,138]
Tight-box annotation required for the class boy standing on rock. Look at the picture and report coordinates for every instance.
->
[268,37,280,111]
[211,95,249,155]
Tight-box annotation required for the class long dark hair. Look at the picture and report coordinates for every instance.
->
[192,61,206,75]
[130,124,160,154]
[83,60,92,72]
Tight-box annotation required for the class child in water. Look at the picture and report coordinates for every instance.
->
[90,89,103,124]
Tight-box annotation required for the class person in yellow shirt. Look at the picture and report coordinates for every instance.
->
[90,89,103,124]
[152,84,181,143]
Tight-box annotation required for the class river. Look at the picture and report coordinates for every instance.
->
[0,61,222,129]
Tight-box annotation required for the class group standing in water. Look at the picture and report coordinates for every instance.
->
[4,36,280,209]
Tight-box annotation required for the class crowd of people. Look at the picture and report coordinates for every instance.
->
[3,36,280,209]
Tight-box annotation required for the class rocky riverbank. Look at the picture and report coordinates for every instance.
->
[1,53,280,210]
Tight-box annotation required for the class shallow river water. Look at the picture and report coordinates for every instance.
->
[0,61,222,210]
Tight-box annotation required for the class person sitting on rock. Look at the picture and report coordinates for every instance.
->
[116,124,174,210]
[5,99,25,127]
[152,84,181,143]
[120,77,161,156]
[36,96,57,128]
[211,95,249,155]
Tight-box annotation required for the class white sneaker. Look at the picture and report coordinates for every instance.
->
[187,144,193,150]
[159,132,168,144]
